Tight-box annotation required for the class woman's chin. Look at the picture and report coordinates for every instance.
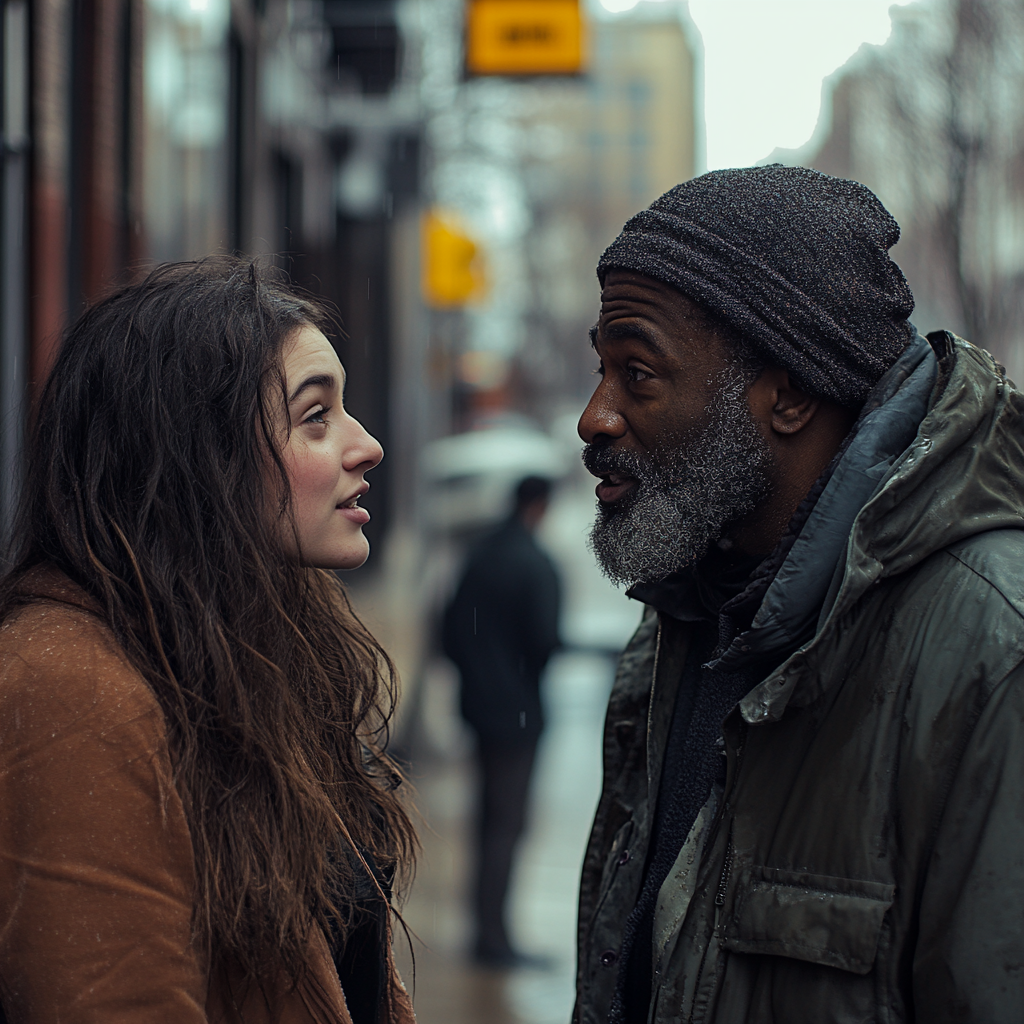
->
[311,536,370,572]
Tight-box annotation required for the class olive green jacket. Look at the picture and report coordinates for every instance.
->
[575,332,1024,1024]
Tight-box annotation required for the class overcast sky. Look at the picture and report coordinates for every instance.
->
[598,0,922,170]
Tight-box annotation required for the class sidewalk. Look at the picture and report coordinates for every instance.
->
[394,649,615,1024]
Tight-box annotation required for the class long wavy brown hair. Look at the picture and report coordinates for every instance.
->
[0,257,416,981]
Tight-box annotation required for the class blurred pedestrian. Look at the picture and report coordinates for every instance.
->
[442,476,562,968]
[0,257,416,1024]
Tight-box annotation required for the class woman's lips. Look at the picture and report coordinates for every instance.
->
[337,504,370,525]
[336,487,371,525]
[336,483,370,525]
[595,475,637,504]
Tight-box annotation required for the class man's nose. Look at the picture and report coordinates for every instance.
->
[578,383,627,444]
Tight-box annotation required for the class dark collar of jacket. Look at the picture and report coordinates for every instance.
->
[742,330,1024,723]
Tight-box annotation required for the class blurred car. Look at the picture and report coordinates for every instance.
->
[422,419,568,535]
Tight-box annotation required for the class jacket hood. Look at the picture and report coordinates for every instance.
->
[842,331,1024,586]
[739,330,1024,722]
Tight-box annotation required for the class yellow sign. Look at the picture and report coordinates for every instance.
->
[466,0,585,76]
[422,211,486,308]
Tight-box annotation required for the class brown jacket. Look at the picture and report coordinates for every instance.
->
[0,569,415,1024]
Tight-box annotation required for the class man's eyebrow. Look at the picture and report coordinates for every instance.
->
[595,319,667,356]
[288,373,336,404]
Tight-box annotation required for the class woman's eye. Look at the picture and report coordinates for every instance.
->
[303,406,330,426]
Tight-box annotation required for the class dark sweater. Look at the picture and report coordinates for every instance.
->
[614,551,770,1023]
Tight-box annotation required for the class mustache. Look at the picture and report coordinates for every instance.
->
[581,443,652,480]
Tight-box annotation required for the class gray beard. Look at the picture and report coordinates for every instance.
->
[585,373,774,588]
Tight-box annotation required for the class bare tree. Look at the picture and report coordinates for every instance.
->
[806,0,1024,367]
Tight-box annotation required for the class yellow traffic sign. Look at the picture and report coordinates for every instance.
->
[466,0,585,76]
[422,211,487,308]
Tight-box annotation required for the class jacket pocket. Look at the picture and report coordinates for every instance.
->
[723,865,895,974]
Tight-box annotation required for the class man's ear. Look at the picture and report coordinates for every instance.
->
[748,366,821,437]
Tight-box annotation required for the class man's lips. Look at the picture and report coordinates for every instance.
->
[595,473,637,504]
[582,443,643,504]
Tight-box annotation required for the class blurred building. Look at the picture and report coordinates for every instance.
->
[0,0,29,529]
[773,0,1024,379]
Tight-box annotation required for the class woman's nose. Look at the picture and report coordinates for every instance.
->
[346,416,384,471]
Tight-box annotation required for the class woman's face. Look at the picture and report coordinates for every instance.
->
[278,325,383,570]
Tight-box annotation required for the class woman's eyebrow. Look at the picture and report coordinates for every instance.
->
[288,373,336,404]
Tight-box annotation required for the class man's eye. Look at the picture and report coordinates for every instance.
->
[627,365,652,382]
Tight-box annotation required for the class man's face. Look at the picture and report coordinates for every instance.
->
[579,270,775,586]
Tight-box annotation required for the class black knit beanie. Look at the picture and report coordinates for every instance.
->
[597,165,915,409]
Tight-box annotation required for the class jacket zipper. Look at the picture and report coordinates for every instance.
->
[646,620,664,797]
[713,833,735,914]
[712,721,746,921]
[686,721,747,1024]
[686,824,732,1024]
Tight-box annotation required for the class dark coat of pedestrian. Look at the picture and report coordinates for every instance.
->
[442,476,562,965]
